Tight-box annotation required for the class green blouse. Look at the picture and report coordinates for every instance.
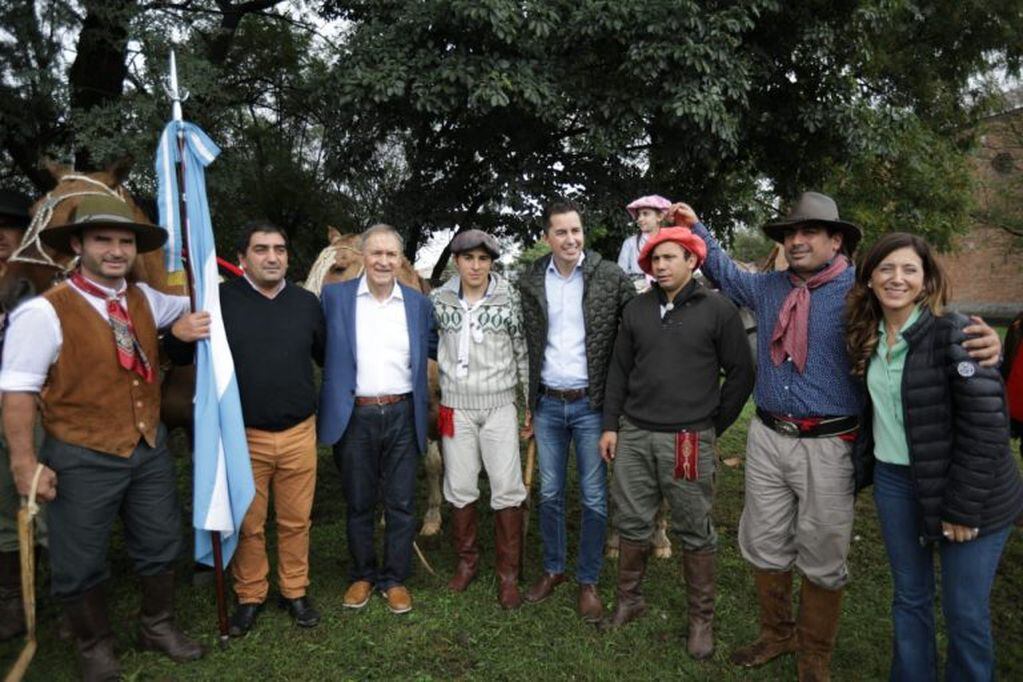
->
[866,306,923,466]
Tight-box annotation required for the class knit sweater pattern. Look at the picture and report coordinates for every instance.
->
[430,273,529,409]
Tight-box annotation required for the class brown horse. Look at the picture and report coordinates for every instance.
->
[304,226,445,537]
[1,160,194,432]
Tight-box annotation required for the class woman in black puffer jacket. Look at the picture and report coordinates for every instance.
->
[846,232,1023,682]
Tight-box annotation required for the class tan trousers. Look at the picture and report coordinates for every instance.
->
[737,415,854,589]
[232,416,317,603]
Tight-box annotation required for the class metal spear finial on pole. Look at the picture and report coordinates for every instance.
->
[165,48,231,650]
[165,50,188,123]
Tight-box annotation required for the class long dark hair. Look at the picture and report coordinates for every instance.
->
[845,232,950,377]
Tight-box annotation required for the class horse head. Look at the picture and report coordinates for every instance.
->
[0,158,176,313]
[303,226,429,296]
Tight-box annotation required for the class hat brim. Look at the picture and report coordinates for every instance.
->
[40,220,168,256]
[762,218,862,253]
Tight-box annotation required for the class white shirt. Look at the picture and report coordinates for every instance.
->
[0,279,190,393]
[354,276,413,396]
[540,254,588,390]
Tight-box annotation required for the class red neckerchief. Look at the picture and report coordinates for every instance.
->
[70,271,155,383]
[769,256,849,373]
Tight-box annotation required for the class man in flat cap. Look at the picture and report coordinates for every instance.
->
[431,229,530,608]
[672,193,1002,681]
[1,194,211,680]
[598,227,754,659]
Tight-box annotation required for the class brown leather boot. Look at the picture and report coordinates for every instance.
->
[0,550,25,641]
[683,549,716,660]
[494,507,522,609]
[600,538,649,631]
[578,584,603,623]
[796,580,843,682]
[65,585,121,682]
[729,569,797,667]
[448,504,479,592]
[137,572,205,662]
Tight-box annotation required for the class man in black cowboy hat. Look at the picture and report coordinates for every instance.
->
[1,193,211,680]
[0,188,31,272]
[0,186,44,642]
[670,192,1002,681]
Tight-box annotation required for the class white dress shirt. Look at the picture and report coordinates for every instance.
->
[0,278,190,393]
[354,276,413,396]
[540,254,588,390]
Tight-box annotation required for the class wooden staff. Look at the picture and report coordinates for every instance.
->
[3,464,44,682]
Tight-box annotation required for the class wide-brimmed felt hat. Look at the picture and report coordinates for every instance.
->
[0,188,31,228]
[40,194,167,255]
[762,191,862,254]
[638,226,707,275]
[626,195,672,220]
[450,229,501,258]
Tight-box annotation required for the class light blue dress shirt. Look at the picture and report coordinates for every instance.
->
[540,254,589,389]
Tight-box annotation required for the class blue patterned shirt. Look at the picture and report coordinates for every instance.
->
[693,222,863,417]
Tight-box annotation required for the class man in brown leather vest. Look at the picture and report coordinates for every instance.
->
[1,194,210,681]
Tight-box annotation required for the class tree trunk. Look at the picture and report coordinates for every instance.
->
[69,1,136,170]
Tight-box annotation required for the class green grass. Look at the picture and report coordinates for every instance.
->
[3,401,1021,680]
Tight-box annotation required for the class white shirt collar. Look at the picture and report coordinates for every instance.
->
[357,275,404,302]
[546,251,585,277]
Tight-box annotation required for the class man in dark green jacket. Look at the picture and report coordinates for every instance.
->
[518,199,634,623]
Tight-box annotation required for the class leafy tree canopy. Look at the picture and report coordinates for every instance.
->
[2,1,1021,276]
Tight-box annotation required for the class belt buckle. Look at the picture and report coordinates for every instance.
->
[777,420,800,437]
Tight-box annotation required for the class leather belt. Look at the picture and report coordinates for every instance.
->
[540,385,588,402]
[355,393,409,407]
[756,407,859,439]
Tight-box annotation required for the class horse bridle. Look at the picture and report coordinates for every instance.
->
[10,174,127,273]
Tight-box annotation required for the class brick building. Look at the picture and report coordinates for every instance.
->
[939,99,1023,322]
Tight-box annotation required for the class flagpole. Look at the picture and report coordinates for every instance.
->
[167,49,231,649]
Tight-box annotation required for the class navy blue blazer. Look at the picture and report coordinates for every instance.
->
[317,278,434,453]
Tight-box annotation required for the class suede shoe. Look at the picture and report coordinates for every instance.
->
[343,581,373,609]
[228,602,264,638]
[524,572,566,604]
[278,595,321,628]
[382,585,413,614]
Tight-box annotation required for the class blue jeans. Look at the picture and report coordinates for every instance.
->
[534,395,607,585]
[873,461,1011,682]
[333,400,419,591]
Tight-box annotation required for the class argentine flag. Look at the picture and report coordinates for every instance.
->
[156,121,255,566]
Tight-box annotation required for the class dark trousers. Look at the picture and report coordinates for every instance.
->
[39,426,183,600]
[333,400,418,591]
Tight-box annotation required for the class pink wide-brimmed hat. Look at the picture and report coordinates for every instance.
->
[625,195,672,220]
[637,226,707,275]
